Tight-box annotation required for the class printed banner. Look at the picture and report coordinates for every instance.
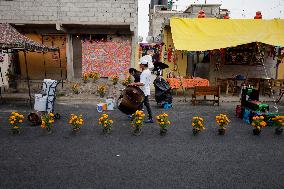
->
[82,40,131,77]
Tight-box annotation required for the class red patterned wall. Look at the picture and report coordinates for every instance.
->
[82,39,131,77]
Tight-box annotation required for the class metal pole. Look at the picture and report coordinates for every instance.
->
[42,35,47,78]
[58,49,63,88]
[24,51,32,109]
[205,0,207,4]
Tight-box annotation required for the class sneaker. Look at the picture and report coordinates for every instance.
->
[144,118,154,123]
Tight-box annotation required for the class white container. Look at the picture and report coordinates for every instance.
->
[34,94,47,112]
[106,99,115,110]
[97,104,103,113]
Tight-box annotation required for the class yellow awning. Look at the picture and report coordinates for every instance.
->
[170,18,284,51]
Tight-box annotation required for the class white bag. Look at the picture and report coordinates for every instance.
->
[34,94,47,112]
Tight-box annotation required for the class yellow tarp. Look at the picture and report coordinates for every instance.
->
[170,18,284,51]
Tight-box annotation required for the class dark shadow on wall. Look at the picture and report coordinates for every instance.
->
[72,35,82,79]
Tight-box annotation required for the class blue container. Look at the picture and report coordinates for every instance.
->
[243,108,252,124]
[163,103,172,110]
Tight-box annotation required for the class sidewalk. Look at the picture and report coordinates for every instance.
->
[1,92,282,105]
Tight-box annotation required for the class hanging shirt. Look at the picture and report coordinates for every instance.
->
[140,69,152,96]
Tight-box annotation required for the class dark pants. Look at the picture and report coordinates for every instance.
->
[142,95,153,119]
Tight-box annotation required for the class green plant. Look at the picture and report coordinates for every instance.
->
[41,113,55,133]
[156,113,171,130]
[131,110,145,135]
[192,117,205,132]
[98,114,113,133]
[72,83,80,94]
[68,114,84,132]
[97,85,107,97]
[122,76,131,86]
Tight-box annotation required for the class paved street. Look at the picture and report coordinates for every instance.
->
[0,101,283,189]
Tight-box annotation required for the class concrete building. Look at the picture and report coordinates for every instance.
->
[0,0,138,83]
[149,0,227,38]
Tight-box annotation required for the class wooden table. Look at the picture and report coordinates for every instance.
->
[217,78,267,95]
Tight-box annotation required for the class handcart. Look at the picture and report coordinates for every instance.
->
[28,79,61,125]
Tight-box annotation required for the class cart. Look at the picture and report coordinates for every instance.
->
[28,79,60,125]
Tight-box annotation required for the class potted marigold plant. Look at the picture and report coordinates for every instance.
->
[89,71,100,82]
[111,75,119,85]
[272,116,284,135]
[98,113,113,134]
[41,113,55,134]
[251,116,267,135]
[131,110,145,136]
[83,73,89,83]
[216,114,230,135]
[192,116,205,135]
[9,112,24,134]
[122,76,131,86]
[97,85,107,98]
[69,114,84,134]
[157,113,171,136]
[72,83,80,94]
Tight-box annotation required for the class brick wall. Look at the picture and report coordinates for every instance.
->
[0,0,137,31]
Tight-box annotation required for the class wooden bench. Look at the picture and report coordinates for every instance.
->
[192,86,220,106]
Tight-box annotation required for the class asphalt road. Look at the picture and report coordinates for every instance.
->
[0,101,283,189]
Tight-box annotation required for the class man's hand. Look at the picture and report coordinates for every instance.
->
[129,82,144,87]
[128,83,136,86]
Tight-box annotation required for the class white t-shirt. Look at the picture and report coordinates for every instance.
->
[140,55,154,71]
[140,69,152,96]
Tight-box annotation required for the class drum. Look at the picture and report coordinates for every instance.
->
[28,112,41,126]
[117,86,145,115]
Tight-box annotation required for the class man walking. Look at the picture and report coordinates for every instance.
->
[129,68,141,83]
[129,60,153,123]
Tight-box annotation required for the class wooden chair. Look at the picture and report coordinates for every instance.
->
[271,79,284,95]
[246,78,261,90]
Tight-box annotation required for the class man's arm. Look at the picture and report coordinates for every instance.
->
[129,82,144,86]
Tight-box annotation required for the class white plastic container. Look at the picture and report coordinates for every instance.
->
[34,94,47,112]
[97,104,103,113]
[106,99,115,110]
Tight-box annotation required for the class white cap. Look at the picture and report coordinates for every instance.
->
[139,59,148,65]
